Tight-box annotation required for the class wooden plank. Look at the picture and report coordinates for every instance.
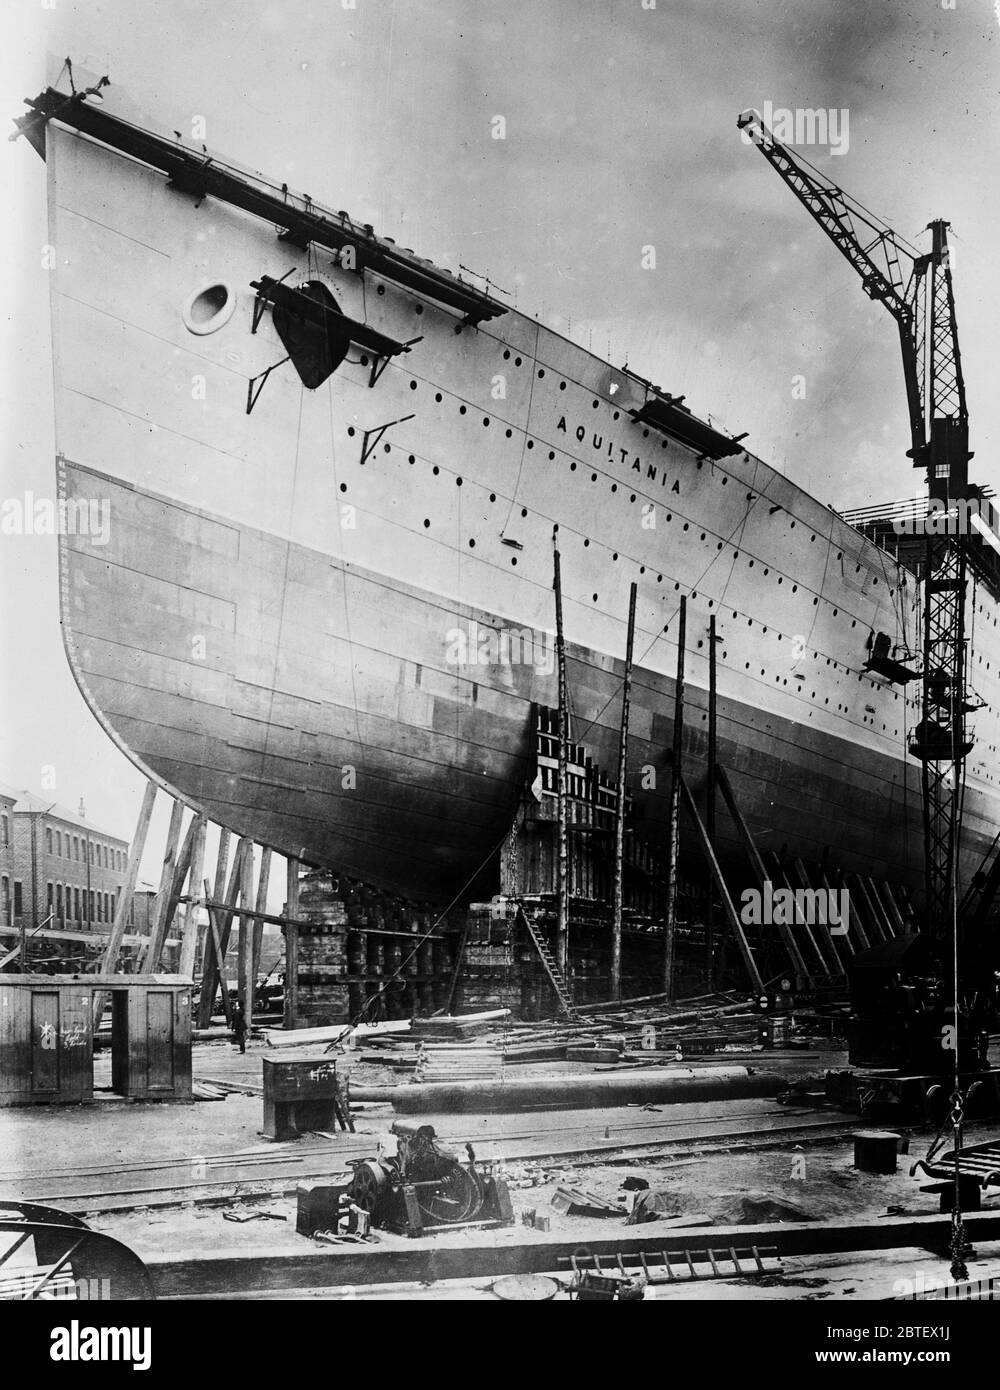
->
[879,880,907,935]
[767,853,831,980]
[678,777,764,995]
[664,597,686,1001]
[848,874,886,947]
[143,808,199,971]
[823,869,870,953]
[202,879,232,1025]
[792,858,844,977]
[715,766,812,987]
[865,876,897,938]
[93,782,157,1022]
[251,847,273,1009]
[177,815,208,979]
[139,800,186,972]
[209,840,250,1025]
[611,583,637,1002]
[283,858,300,1031]
[197,828,231,1027]
[553,545,569,976]
[238,842,255,1025]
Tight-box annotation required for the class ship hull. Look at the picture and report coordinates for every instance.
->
[59,460,999,902]
[39,102,1000,906]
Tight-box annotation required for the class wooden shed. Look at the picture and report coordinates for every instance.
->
[0,974,192,1106]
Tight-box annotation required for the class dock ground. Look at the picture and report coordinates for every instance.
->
[5,1033,998,1300]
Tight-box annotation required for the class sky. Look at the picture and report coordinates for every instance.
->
[0,0,998,894]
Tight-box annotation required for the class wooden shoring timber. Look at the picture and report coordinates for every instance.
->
[137,800,185,973]
[142,807,201,972]
[197,837,248,1027]
[765,852,833,982]
[197,829,231,1027]
[238,841,255,1026]
[706,612,718,986]
[664,596,686,1000]
[177,815,208,980]
[864,876,897,940]
[878,879,907,935]
[92,782,158,1022]
[714,765,813,988]
[791,857,844,978]
[611,582,638,1002]
[283,858,301,1031]
[812,866,854,971]
[201,877,232,1025]
[251,847,273,1010]
[553,543,569,976]
[827,869,870,953]
[846,874,887,947]
[678,776,764,996]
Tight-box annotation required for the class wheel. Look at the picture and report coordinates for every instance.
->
[416,1163,482,1225]
[348,1160,389,1218]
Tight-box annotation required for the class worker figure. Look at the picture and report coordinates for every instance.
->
[231,1001,248,1053]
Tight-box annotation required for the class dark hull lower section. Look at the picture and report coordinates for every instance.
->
[59,464,1000,903]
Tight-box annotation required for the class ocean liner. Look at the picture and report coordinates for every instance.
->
[17,81,1000,907]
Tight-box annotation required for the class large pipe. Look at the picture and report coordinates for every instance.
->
[361,1066,784,1114]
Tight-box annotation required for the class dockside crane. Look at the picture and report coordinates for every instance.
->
[736,109,975,945]
[738,109,991,1279]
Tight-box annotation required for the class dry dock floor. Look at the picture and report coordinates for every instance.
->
[3,1036,999,1300]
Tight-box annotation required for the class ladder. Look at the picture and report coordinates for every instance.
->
[518,906,578,1018]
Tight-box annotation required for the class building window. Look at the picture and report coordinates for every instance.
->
[1,876,10,925]
[105,892,111,920]
[96,892,102,923]
[55,830,62,856]
[47,882,53,914]
[89,890,95,920]
[89,842,94,865]
[56,883,63,921]
[105,847,110,869]
[1,813,8,845]
[45,827,53,853]
[73,835,79,861]
[13,881,22,917]
[74,886,81,921]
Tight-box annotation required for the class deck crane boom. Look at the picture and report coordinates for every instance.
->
[736,108,974,941]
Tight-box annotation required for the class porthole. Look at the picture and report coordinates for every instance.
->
[182,281,237,335]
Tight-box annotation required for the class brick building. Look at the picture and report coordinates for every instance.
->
[0,787,16,937]
[0,783,130,937]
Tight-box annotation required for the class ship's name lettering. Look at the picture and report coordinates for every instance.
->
[556,417,679,491]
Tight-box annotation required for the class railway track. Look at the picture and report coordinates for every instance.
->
[5,1108,883,1213]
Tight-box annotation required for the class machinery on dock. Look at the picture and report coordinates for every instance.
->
[297,1121,514,1239]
